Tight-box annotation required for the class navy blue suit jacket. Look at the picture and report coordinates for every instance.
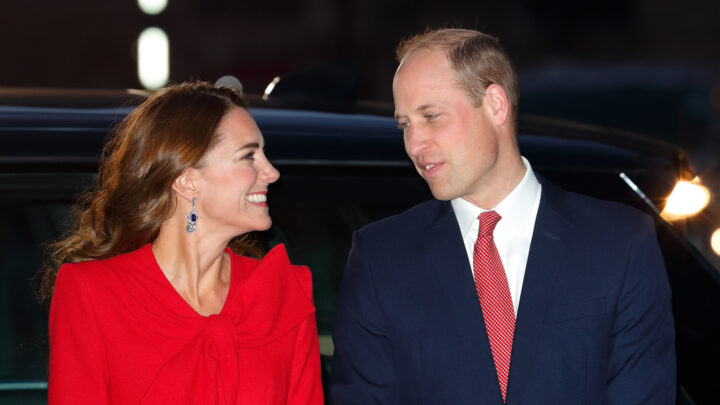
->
[331,179,675,404]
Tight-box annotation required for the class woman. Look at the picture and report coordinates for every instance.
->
[40,82,323,404]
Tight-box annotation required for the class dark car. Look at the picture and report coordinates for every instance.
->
[0,88,718,404]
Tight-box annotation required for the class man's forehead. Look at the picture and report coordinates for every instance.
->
[397,48,443,72]
[394,49,453,89]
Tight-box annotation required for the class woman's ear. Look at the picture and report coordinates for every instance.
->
[171,169,199,203]
[484,84,510,127]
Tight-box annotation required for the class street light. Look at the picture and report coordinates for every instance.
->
[137,27,169,90]
[138,0,167,15]
[661,178,711,221]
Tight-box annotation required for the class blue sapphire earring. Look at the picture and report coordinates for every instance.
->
[185,197,198,233]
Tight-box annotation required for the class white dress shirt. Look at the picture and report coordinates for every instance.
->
[451,157,542,315]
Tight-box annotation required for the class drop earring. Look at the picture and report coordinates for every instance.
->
[186,197,198,233]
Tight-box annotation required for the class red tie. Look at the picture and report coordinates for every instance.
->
[473,211,515,402]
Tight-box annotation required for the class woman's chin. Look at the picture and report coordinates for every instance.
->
[236,218,272,234]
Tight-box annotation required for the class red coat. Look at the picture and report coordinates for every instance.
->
[49,244,323,404]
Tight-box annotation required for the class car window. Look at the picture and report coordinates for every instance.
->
[257,165,432,337]
[0,173,95,403]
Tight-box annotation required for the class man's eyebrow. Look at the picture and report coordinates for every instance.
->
[395,103,438,121]
[415,104,436,113]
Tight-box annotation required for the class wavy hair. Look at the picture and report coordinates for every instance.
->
[39,81,261,301]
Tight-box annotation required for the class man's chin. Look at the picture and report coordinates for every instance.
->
[428,186,458,202]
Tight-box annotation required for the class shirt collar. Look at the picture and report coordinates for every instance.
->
[451,157,540,239]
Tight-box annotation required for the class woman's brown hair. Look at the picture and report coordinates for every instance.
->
[39,81,261,301]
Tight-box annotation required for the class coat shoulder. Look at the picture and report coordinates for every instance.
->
[557,187,654,230]
[357,199,444,238]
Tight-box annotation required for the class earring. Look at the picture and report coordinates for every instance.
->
[186,197,198,233]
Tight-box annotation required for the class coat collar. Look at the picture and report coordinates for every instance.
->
[424,200,505,404]
[506,178,572,404]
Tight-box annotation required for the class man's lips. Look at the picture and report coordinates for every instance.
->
[417,162,443,178]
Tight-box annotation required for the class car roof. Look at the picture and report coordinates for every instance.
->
[0,104,689,164]
[0,88,694,204]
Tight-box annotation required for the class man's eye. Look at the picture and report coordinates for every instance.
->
[396,122,410,130]
[425,113,439,120]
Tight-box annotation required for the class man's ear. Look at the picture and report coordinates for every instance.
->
[171,169,199,203]
[484,84,510,127]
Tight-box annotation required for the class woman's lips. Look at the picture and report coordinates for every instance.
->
[246,192,268,207]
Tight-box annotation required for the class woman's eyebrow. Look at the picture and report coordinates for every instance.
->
[235,142,260,152]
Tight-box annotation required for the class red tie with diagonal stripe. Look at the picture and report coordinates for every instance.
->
[473,211,515,402]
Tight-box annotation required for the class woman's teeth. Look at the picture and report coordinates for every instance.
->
[246,194,266,203]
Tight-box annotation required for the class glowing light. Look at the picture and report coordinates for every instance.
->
[263,76,280,100]
[661,178,711,221]
[711,229,720,256]
[137,27,169,90]
[138,0,167,15]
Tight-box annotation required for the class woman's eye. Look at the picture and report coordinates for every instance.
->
[242,151,256,161]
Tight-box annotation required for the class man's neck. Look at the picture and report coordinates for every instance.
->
[462,154,527,210]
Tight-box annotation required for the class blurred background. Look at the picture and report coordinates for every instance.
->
[0,1,719,402]
[2,0,718,264]
[0,0,717,243]
[1,0,718,145]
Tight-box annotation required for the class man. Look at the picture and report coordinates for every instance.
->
[331,28,675,404]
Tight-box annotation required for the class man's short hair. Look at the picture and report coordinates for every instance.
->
[396,28,518,120]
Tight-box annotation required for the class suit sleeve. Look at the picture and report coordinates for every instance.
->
[48,264,110,404]
[606,216,676,404]
[331,231,399,404]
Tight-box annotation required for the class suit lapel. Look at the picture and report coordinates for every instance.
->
[505,181,572,405]
[424,201,504,405]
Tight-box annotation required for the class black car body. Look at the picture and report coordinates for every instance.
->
[0,89,718,404]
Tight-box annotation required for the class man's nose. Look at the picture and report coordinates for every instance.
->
[404,125,429,157]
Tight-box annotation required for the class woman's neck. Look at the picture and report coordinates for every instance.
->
[151,220,232,316]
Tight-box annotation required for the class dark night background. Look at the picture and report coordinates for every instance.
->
[1,0,719,231]
[2,1,719,154]
[1,2,720,403]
